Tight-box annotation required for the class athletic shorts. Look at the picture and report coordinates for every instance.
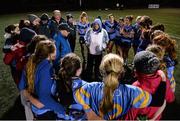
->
[120,38,132,48]
[79,37,85,44]
[109,38,116,42]
[115,36,122,45]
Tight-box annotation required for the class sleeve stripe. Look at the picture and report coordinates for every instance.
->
[75,89,90,110]
[132,89,144,105]
[140,91,151,108]
[112,104,123,119]
[80,88,90,98]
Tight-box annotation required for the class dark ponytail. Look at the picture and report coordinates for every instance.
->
[56,53,81,105]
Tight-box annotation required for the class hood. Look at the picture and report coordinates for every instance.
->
[19,27,36,44]
[93,18,102,32]
[27,14,39,23]
[40,13,49,21]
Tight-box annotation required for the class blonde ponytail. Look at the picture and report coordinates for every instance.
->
[26,40,56,94]
[100,72,119,114]
[99,54,124,115]
[26,55,36,93]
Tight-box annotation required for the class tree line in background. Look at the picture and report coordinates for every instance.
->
[0,0,180,14]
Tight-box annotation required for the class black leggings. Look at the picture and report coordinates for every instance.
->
[79,37,86,62]
[86,53,102,82]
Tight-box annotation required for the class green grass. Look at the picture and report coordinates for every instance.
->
[0,8,180,118]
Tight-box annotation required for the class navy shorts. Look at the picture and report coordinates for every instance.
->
[115,36,121,45]
[109,38,116,42]
[79,37,85,44]
[120,38,132,48]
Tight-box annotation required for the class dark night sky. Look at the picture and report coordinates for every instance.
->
[0,0,179,14]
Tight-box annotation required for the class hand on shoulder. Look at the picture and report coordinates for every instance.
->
[157,70,166,82]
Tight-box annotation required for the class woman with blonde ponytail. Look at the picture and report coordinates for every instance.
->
[99,53,124,115]
[18,40,67,120]
[68,53,166,120]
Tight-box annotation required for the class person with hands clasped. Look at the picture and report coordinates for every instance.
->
[84,18,109,82]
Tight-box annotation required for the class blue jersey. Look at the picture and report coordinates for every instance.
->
[77,22,90,37]
[122,25,134,39]
[164,55,176,68]
[72,78,152,120]
[120,25,134,45]
[115,24,123,38]
[167,66,176,92]
[164,55,176,92]
[104,20,117,40]
[114,24,123,45]
[133,23,142,46]
[133,23,141,40]
[137,36,150,52]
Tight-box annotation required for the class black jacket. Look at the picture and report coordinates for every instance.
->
[39,22,51,38]
[49,17,66,38]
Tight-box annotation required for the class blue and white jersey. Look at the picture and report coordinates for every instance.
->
[115,23,123,38]
[164,55,176,92]
[119,24,134,45]
[77,21,90,37]
[104,20,117,40]
[72,78,152,120]
[122,25,134,39]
